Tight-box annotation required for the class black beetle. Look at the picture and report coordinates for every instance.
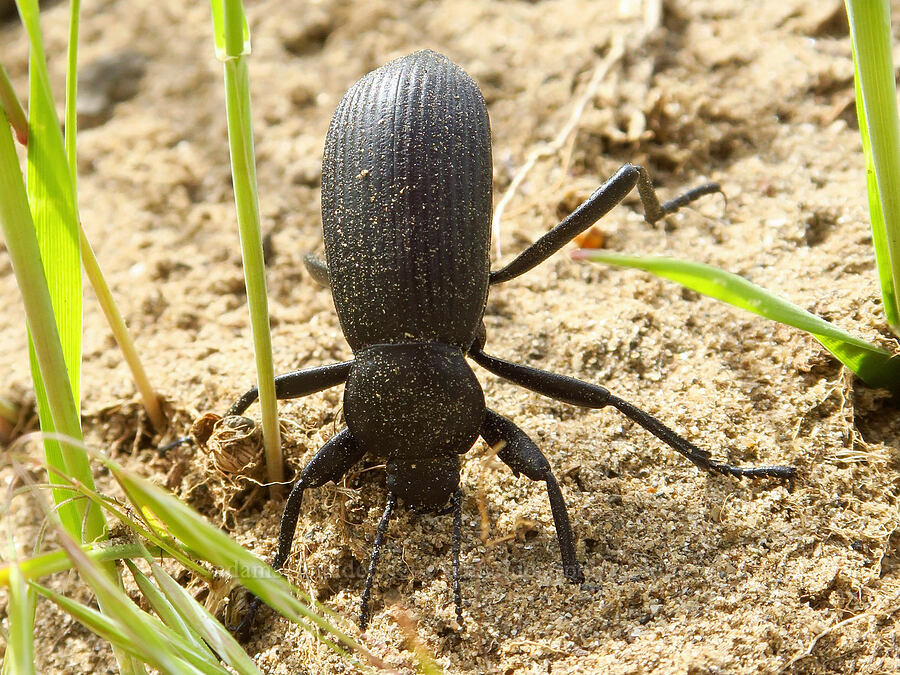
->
[228,50,794,634]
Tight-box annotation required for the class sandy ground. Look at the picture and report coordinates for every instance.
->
[2,0,899,673]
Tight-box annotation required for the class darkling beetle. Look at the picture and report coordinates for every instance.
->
[228,50,794,636]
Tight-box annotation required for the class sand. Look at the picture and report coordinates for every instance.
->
[1,0,898,673]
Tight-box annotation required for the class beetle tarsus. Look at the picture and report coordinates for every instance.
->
[706,462,795,481]
[657,181,723,217]
[634,164,722,224]
[606,395,795,482]
[544,472,585,584]
[360,493,396,631]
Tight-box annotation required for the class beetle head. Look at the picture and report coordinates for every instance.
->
[386,455,459,512]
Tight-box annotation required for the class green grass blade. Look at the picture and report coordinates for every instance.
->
[845,0,900,333]
[850,43,897,330]
[124,560,217,660]
[31,583,212,675]
[7,441,380,671]
[21,441,212,578]
[28,584,137,664]
[5,562,36,675]
[74,445,380,668]
[78,228,166,430]
[212,0,283,489]
[64,0,80,184]
[18,0,82,539]
[20,0,82,412]
[15,0,109,543]
[50,529,230,675]
[106,460,378,668]
[149,561,263,675]
[0,61,27,145]
[573,250,900,392]
[65,0,165,432]
[61,0,162,432]
[209,0,250,60]
[15,0,164,442]
[26,352,83,537]
[0,541,148,587]
[66,0,165,432]
[0,106,92,540]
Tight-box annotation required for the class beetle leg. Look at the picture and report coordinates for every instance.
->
[451,489,464,627]
[359,492,396,631]
[303,253,330,288]
[233,427,365,640]
[480,409,584,583]
[489,163,721,285]
[471,346,794,482]
[227,360,353,416]
[159,360,354,454]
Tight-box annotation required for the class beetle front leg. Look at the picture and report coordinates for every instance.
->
[451,489,464,626]
[471,346,794,481]
[227,360,353,416]
[159,360,354,454]
[155,362,355,454]
[359,492,396,631]
[481,409,584,584]
[233,426,366,639]
[490,163,721,285]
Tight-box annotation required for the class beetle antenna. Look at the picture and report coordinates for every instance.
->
[452,489,464,627]
[359,492,396,630]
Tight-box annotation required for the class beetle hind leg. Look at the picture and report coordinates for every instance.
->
[480,409,585,584]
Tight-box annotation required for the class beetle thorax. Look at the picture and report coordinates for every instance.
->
[343,343,485,508]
